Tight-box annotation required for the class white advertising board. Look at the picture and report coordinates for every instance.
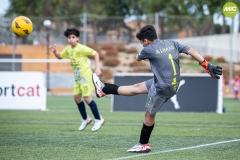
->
[0,72,46,110]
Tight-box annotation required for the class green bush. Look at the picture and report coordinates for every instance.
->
[116,44,126,52]
[127,46,138,54]
[103,57,120,66]
[215,56,226,62]
[105,48,118,57]
[203,55,213,61]
[101,43,113,50]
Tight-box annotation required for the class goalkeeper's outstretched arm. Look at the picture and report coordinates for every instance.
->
[187,48,222,79]
[187,48,204,63]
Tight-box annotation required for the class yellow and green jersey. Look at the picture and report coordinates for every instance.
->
[60,43,96,84]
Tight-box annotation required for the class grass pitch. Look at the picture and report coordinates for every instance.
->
[0,96,240,160]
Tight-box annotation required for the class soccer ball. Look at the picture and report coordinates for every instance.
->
[11,16,33,37]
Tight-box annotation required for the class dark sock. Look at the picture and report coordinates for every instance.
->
[139,123,155,144]
[77,101,87,120]
[88,100,100,120]
[102,83,119,95]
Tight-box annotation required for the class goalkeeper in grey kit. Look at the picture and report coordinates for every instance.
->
[93,25,222,153]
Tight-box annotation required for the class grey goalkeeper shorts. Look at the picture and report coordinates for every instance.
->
[145,79,173,115]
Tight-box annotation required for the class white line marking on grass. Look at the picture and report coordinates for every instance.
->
[108,139,240,160]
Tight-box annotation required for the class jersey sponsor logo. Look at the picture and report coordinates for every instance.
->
[74,68,88,84]
[71,62,78,68]
[156,46,175,54]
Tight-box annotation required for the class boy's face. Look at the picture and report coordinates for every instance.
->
[67,34,79,46]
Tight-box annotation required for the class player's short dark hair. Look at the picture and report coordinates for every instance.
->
[64,28,80,37]
[136,25,157,41]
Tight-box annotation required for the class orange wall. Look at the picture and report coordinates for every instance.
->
[0,45,73,73]
[0,45,75,94]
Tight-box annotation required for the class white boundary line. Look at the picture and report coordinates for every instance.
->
[108,139,240,160]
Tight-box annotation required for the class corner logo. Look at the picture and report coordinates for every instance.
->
[222,2,238,18]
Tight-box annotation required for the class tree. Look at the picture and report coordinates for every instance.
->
[5,0,234,43]
[5,0,93,16]
[88,0,144,43]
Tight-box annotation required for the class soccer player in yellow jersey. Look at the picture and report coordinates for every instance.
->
[49,28,104,132]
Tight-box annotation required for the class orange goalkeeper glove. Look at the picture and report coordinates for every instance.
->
[200,60,222,79]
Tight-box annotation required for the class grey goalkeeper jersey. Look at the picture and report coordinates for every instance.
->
[138,39,190,97]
